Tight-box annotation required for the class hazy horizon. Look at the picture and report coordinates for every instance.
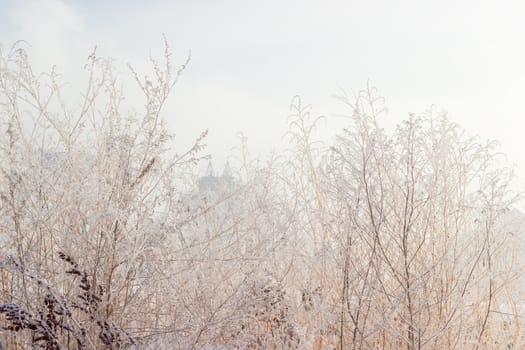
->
[2,0,525,189]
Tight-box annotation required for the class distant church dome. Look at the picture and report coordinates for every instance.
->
[197,161,236,194]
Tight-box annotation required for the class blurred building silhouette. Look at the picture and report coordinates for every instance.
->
[197,161,236,196]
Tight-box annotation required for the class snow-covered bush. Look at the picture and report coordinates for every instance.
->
[1,40,523,350]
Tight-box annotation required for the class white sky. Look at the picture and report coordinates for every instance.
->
[1,0,525,188]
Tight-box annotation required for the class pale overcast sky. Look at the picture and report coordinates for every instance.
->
[1,0,525,186]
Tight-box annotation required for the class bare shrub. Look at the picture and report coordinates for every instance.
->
[1,39,523,350]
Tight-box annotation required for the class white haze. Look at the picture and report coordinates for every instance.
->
[1,0,525,193]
